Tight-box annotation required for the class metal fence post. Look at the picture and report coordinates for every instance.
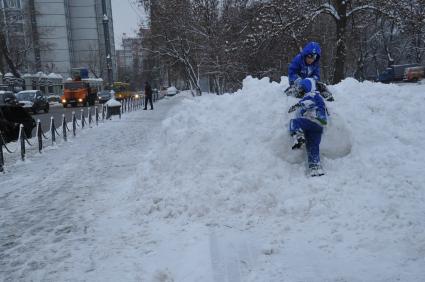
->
[19,124,25,161]
[62,114,67,142]
[81,109,85,129]
[95,107,99,126]
[51,117,56,145]
[102,104,105,121]
[0,131,4,172]
[37,119,42,153]
[88,107,92,126]
[72,111,76,137]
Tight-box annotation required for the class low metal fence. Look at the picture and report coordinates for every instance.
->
[0,97,146,173]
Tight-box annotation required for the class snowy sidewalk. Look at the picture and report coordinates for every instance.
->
[0,96,183,281]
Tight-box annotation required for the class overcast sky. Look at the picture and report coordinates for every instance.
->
[111,0,147,49]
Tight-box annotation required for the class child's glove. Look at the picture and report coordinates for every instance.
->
[285,86,298,97]
[288,103,301,113]
[320,90,334,102]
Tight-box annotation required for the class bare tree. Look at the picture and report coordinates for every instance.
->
[83,44,105,78]
[138,0,425,90]
[142,0,207,94]
[0,0,53,78]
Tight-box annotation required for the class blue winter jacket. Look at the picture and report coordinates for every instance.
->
[288,42,321,85]
[295,91,327,127]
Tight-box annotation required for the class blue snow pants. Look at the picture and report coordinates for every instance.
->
[289,118,323,166]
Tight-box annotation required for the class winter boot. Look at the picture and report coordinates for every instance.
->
[291,131,305,150]
[309,164,325,177]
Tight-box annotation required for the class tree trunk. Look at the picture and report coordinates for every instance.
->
[0,52,4,74]
[332,1,347,84]
[0,32,21,78]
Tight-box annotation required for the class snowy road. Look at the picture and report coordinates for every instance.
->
[0,96,181,281]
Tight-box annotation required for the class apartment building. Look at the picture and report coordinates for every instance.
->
[1,0,116,82]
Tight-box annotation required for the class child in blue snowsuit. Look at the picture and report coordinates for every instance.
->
[288,41,321,87]
[288,78,327,176]
[287,42,334,102]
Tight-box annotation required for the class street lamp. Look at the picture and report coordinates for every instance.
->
[101,1,113,87]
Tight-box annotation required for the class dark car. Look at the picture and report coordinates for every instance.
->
[97,90,111,104]
[0,105,36,143]
[0,91,19,105]
[15,90,49,114]
[376,63,420,83]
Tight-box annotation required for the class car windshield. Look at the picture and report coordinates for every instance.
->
[64,82,84,90]
[99,91,111,97]
[16,92,36,101]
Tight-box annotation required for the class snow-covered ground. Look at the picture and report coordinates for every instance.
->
[1,77,424,281]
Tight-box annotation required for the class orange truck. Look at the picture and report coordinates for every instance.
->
[61,68,97,107]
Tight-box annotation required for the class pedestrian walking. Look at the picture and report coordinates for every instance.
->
[144,81,153,110]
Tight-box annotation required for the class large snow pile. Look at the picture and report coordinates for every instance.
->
[137,77,425,281]
[1,77,424,281]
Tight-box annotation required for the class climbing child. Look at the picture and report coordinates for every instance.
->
[288,78,328,176]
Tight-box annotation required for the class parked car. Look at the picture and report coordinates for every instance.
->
[0,105,36,143]
[15,90,49,114]
[166,86,179,96]
[376,63,420,83]
[47,94,61,104]
[97,90,112,104]
[404,66,425,82]
[0,91,19,105]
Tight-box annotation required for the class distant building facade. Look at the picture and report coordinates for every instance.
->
[0,0,116,82]
[116,35,143,89]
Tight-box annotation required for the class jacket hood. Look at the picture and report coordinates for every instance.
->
[302,42,321,61]
[300,78,316,93]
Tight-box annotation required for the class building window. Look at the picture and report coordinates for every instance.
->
[9,23,23,33]
[4,0,21,8]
